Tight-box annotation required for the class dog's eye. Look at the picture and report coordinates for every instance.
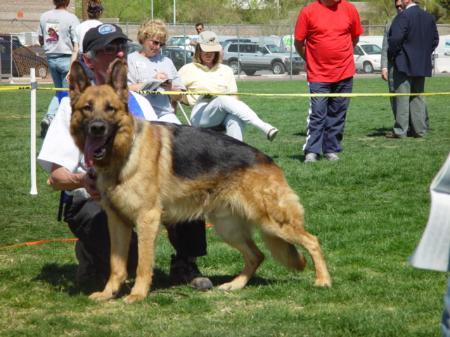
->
[82,104,92,113]
[106,104,116,113]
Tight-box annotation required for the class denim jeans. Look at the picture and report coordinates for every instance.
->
[303,77,353,155]
[47,55,71,89]
[45,55,71,119]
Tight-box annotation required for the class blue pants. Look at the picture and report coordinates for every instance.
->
[303,77,353,155]
[46,55,71,119]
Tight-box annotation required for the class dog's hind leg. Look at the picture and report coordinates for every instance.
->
[123,209,161,304]
[259,187,331,287]
[89,211,132,301]
[211,213,264,291]
[262,226,331,287]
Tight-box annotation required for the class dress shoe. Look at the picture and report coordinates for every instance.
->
[385,131,405,139]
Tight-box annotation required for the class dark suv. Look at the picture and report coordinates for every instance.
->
[222,42,304,76]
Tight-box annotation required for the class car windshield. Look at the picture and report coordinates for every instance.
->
[265,44,283,53]
[361,44,381,55]
[167,37,187,46]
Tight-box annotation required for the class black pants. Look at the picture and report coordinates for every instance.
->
[64,197,207,278]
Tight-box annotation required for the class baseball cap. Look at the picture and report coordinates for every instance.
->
[83,23,130,53]
[198,31,222,52]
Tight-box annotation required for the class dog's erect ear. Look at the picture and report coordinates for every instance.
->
[107,59,129,104]
[69,61,91,104]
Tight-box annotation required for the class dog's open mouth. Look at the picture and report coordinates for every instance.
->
[84,134,112,167]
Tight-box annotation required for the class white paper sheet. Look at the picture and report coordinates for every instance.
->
[409,154,450,272]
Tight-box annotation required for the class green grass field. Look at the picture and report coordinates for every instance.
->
[1,77,449,337]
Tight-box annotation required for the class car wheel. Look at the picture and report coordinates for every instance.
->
[272,61,285,75]
[228,60,241,75]
[37,65,48,79]
[363,61,374,73]
[244,70,256,76]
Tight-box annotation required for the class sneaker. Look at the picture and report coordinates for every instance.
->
[267,127,279,141]
[40,116,53,138]
[304,153,319,163]
[169,255,213,291]
[324,153,340,161]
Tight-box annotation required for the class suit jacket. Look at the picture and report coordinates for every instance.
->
[388,5,439,77]
[381,20,392,70]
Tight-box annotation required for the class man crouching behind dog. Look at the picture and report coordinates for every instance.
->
[67,39,331,302]
[38,23,213,291]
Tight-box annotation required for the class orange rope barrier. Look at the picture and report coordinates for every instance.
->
[0,224,214,250]
[0,238,78,250]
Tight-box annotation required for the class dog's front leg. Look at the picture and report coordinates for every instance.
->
[89,210,132,301]
[123,208,161,304]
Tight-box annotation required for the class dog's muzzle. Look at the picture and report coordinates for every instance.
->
[88,119,109,138]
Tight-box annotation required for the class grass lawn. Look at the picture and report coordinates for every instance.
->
[0,76,449,337]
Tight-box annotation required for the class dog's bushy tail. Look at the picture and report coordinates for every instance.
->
[261,233,306,271]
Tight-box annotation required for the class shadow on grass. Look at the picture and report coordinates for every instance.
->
[34,263,275,297]
[293,131,307,137]
[208,274,274,287]
[367,127,390,137]
[288,154,304,162]
[34,263,172,297]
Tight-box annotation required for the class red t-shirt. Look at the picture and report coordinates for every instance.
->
[295,0,364,82]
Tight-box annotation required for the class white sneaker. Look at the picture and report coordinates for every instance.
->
[304,153,319,163]
[267,127,279,141]
[324,153,340,161]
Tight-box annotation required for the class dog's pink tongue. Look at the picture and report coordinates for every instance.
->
[84,136,103,167]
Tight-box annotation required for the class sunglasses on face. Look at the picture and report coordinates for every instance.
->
[150,39,165,47]
[94,43,128,55]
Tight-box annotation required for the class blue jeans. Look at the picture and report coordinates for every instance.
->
[46,55,71,119]
[303,77,353,155]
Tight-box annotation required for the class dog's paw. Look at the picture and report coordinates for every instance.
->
[314,278,332,288]
[123,293,146,304]
[89,291,114,301]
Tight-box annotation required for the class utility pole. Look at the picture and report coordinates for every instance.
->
[150,0,154,19]
[81,0,89,20]
[173,0,176,25]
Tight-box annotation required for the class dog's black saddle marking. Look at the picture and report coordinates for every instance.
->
[157,123,273,180]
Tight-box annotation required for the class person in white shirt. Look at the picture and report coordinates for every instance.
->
[38,0,80,137]
[178,31,278,142]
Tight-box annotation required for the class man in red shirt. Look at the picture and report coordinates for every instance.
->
[294,0,363,163]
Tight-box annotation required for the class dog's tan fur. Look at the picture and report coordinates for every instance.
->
[69,59,331,303]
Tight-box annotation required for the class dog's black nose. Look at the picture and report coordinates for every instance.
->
[88,120,108,137]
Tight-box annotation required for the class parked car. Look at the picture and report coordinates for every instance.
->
[353,43,382,73]
[0,34,48,78]
[220,38,252,49]
[166,35,196,52]
[127,41,142,54]
[222,42,304,75]
[161,47,193,70]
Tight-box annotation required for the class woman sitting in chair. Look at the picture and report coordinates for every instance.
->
[178,31,278,142]
[127,19,182,124]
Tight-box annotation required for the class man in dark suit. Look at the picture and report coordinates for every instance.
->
[387,0,439,138]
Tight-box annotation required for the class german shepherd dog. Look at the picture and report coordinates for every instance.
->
[69,59,331,303]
